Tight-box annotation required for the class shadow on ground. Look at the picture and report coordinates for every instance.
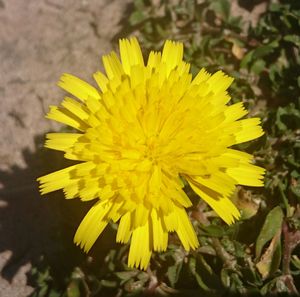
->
[0,135,117,295]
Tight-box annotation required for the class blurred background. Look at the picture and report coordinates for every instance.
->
[0,0,300,296]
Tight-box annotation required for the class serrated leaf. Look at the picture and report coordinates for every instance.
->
[115,271,138,286]
[256,206,283,258]
[188,258,211,291]
[167,262,182,287]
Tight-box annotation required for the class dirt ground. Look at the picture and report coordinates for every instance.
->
[0,0,131,296]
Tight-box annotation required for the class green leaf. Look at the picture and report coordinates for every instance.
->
[115,271,138,280]
[269,3,281,12]
[134,0,146,10]
[284,34,300,47]
[241,41,279,69]
[200,224,226,237]
[253,43,278,59]
[291,180,300,199]
[67,280,81,297]
[276,107,288,131]
[240,51,254,68]
[220,268,230,288]
[291,255,300,270]
[100,279,118,288]
[129,11,146,26]
[210,0,230,20]
[261,276,291,295]
[188,258,211,291]
[38,286,49,297]
[250,59,266,75]
[167,261,183,287]
[115,271,138,286]
[256,229,282,279]
[276,104,300,132]
[255,206,283,258]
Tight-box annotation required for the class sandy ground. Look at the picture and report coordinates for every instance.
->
[0,0,131,296]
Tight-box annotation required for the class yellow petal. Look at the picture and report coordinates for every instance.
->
[224,102,248,123]
[225,148,253,163]
[161,40,184,77]
[147,51,161,69]
[79,179,100,201]
[58,73,100,101]
[116,212,132,243]
[174,206,199,251]
[64,182,80,199]
[46,106,88,131]
[45,133,82,151]
[192,171,236,198]
[102,51,124,80]
[227,164,265,187]
[74,200,111,252]
[133,203,149,228]
[207,70,234,94]
[191,68,211,85]
[163,208,178,232]
[119,37,144,75]
[189,180,240,225]
[93,71,108,93]
[151,208,168,252]
[128,222,152,270]
[61,97,90,121]
[37,165,77,195]
[234,118,264,144]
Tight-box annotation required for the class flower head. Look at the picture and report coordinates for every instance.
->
[38,38,265,270]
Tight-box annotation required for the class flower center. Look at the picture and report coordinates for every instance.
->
[144,136,160,164]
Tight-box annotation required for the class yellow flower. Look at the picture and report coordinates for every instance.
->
[38,38,265,270]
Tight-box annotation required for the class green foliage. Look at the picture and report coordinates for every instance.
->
[255,206,283,259]
[30,0,300,296]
